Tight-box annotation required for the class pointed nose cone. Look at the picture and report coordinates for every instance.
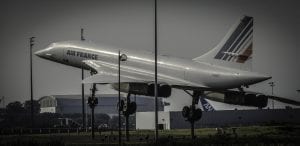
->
[35,43,56,58]
[34,50,44,57]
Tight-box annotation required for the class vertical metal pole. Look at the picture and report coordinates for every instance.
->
[191,94,196,140]
[272,84,274,109]
[81,28,85,41]
[81,65,86,130]
[90,109,92,131]
[81,28,86,130]
[118,50,122,146]
[91,104,95,139]
[191,121,194,139]
[90,83,96,140]
[125,93,130,142]
[86,98,88,132]
[154,0,159,142]
[125,115,129,141]
[30,37,35,128]
[269,82,275,109]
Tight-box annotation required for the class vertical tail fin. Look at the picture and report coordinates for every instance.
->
[199,97,215,112]
[193,16,254,71]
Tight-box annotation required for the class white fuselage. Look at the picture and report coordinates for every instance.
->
[35,41,270,89]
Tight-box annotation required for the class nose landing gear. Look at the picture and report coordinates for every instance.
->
[182,90,203,139]
[88,83,98,139]
[118,93,137,141]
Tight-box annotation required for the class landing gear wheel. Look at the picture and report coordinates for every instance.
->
[182,106,190,118]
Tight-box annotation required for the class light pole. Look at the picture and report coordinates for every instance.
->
[81,28,86,130]
[118,51,127,145]
[29,36,35,128]
[268,82,275,109]
[154,0,159,142]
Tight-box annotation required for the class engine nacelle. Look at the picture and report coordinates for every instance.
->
[224,92,268,108]
[111,83,171,97]
[205,91,268,108]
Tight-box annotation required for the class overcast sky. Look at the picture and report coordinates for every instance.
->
[0,0,299,109]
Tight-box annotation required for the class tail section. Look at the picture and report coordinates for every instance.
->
[199,97,215,112]
[193,16,253,71]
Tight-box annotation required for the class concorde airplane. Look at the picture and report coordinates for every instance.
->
[35,16,300,114]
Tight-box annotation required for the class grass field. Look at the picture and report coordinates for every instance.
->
[1,125,300,145]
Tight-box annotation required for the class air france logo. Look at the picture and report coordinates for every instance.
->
[66,50,98,60]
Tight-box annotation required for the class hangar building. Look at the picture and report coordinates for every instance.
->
[38,94,164,114]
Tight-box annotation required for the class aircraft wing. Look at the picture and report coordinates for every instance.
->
[242,90,300,106]
[268,95,300,106]
[82,60,206,87]
[203,90,300,107]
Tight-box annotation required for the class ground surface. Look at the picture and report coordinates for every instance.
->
[1,125,300,145]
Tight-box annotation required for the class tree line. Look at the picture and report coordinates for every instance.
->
[0,100,135,129]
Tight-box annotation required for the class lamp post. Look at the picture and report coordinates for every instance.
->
[29,37,35,128]
[268,82,275,109]
[154,0,159,142]
[118,51,127,145]
[81,28,86,130]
